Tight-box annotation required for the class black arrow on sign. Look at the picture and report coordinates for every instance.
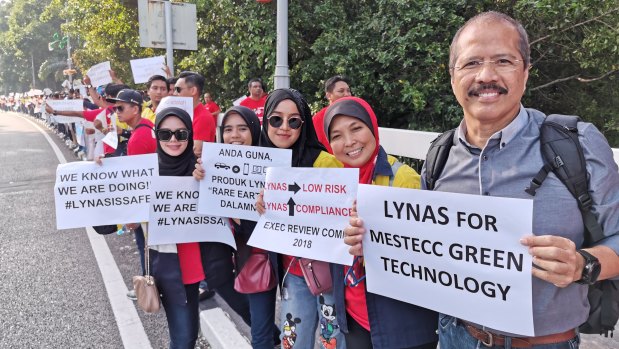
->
[288,182,301,194]
[288,197,296,216]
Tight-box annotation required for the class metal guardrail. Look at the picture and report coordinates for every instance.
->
[378,127,619,166]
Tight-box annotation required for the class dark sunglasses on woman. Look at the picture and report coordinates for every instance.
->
[156,128,191,142]
[267,115,304,129]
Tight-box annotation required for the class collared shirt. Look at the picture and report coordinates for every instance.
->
[422,107,619,336]
[141,101,156,124]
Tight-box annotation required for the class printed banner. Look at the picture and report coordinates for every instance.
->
[148,176,235,247]
[198,143,292,221]
[358,184,534,336]
[87,61,112,87]
[155,96,194,120]
[54,154,158,229]
[46,100,84,124]
[130,56,166,84]
[248,167,358,265]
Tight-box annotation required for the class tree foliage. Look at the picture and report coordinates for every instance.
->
[0,0,617,144]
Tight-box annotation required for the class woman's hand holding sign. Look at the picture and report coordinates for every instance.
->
[193,158,205,180]
[344,201,365,257]
[256,189,265,215]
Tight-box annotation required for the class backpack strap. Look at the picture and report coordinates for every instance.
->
[388,160,404,187]
[527,114,605,246]
[424,129,456,190]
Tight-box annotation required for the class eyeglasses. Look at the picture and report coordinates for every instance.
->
[453,59,523,74]
[344,256,366,287]
[174,86,185,94]
[156,128,190,142]
[267,115,304,129]
[113,105,125,113]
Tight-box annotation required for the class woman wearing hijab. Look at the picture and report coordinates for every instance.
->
[152,107,243,349]
[324,97,438,349]
[256,89,346,349]
[194,106,281,348]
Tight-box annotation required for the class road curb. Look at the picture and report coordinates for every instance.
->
[199,307,251,349]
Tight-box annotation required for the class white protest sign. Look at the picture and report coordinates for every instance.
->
[198,143,292,221]
[248,167,358,266]
[87,61,112,87]
[54,154,158,229]
[358,184,534,335]
[149,176,235,247]
[102,131,118,149]
[130,56,166,84]
[46,100,84,124]
[156,96,194,120]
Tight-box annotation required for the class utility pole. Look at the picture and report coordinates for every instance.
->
[164,0,174,76]
[274,0,289,89]
[31,52,36,88]
[66,32,73,88]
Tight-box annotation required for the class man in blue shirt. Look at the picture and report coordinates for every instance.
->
[344,11,619,348]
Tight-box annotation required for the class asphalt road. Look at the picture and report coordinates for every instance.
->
[0,111,616,349]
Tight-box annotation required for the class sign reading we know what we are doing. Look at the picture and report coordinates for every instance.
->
[248,167,358,266]
[54,154,157,229]
[358,184,534,336]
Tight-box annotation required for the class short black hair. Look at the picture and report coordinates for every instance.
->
[324,75,350,93]
[104,83,130,98]
[146,75,169,90]
[167,77,177,90]
[178,71,205,95]
[248,78,264,89]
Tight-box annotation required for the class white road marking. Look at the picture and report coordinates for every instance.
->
[19,114,152,349]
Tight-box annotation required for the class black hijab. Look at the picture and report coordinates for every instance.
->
[155,107,196,176]
[259,88,325,167]
[220,106,261,146]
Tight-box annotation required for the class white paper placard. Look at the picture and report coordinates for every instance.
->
[46,100,84,124]
[130,56,166,84]
[87,61,112,87]
[248,167,358,266]
[358,184,534,336]
[198,143,292,221]
[156,96,194,120]
[102,131,118,149]
[148,176,235,247]
[54,154,158,229]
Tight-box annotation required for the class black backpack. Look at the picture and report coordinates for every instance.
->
[425,114,618,337]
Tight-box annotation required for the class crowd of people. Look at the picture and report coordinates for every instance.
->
[6,10,619,349]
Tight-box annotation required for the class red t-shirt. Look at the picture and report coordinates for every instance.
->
[127,118,156,156]
[193,104,216,142]
[345,262,370,330]
[312,107,333,153]
[204,101,221,126]
[177,243,205,284]
[240,95,267,121]
[282,255,304,277]
[83,107,115,154]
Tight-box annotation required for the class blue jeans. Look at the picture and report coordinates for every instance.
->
[247,287,279,349]
[134,226,145,276]
[438,314,580,349]
[161,282,200,349]
[280,273,346,349]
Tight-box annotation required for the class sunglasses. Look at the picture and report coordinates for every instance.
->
[267,115,304,129]
[113,105,125,113]
[174,86,185,94]
[156,128,190,142]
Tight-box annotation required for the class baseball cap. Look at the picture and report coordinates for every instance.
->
[106,89,143,105]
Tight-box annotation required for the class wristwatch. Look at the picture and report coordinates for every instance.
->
[575,249,601,285]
